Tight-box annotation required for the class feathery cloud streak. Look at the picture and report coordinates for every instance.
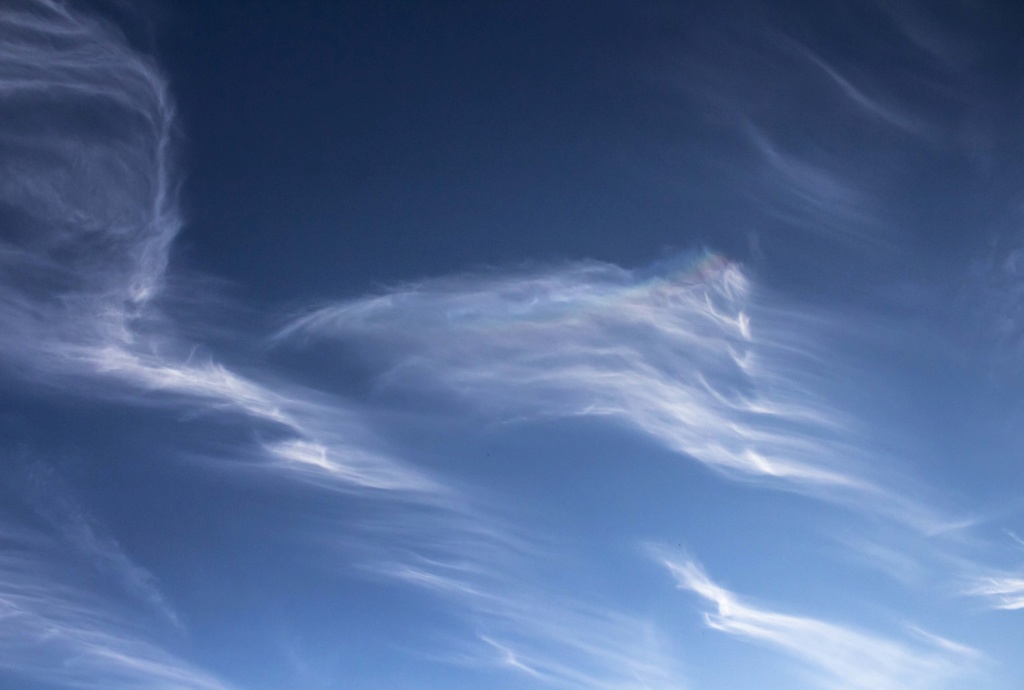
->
[0,2,444,684]
[3,1,1017,688]
[963,569,1024,611]
[0,0,177,374]
[0,6,694,688]
[0,0,435,497]
[660,555,977,690]
[0,521,234,690]
[380,558,684,690]
[281,254,896,503]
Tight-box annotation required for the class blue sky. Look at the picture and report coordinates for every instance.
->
[3,0,1024,688]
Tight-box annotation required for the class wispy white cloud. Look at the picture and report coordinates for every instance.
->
[659,554,978,690]
[0,3,451,685]
[0,0,439,497]
[0,0,292,439]
[0,8,673,679]
[279,254,958,531]
[0,523,234,690]
[962,572,1024,611]
[787,41,922,135]
[379,555,686,690]
[0,3,1008,689]
[17,460,179,628]
[829,534,930,587]
[0,0,178,374]
[0,0,440,498]
[267,250,1001,688]
[742,126,890,244]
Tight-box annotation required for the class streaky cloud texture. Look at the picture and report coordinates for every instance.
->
[0,1,434,684]
[963,570,1024,611]
[0,520,234,690]
[16,459,179,628]
[5,0,1024,688]
[0,0,178,377]
[280,253,959,530]
[743,124,890,244]
[0,0,437,497]
[660,554,978,690]
[379,557,684,690]
[0,6,696,688]
[789,40,921,135]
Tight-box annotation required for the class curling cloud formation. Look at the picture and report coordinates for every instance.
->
[0,0,178,378]
[0,0,438,497]
[0,2,443,683]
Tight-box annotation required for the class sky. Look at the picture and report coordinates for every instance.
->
[3,0,1024,688]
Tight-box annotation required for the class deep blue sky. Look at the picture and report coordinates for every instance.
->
[4,1,1024,689]
[158,1,763,298]
[156,0,1024,301]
